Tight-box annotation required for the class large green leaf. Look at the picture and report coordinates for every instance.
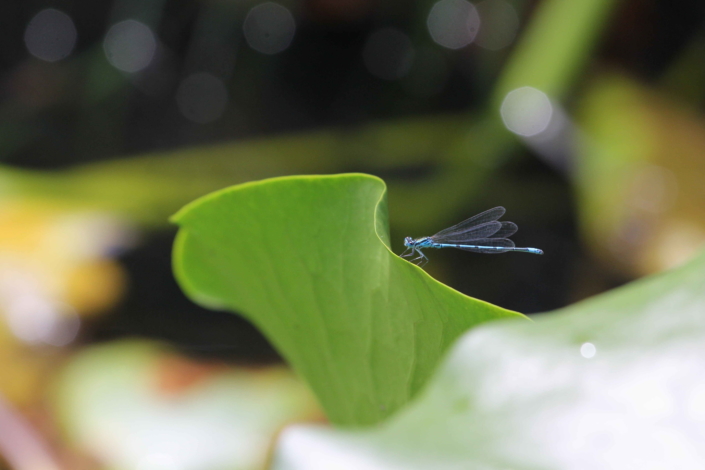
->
[171,174,524,426]
[271,248,705,468]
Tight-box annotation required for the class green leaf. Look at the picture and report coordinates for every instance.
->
[271,248,705,468]
[171,173,524,426]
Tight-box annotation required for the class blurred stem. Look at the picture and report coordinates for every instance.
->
[0,394,62,470]
[0,114,470,228]
[433,0,622,219]
[492,0,619,105]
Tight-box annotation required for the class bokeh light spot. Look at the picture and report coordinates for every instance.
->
[44,309,80,347]
[427,0,480,50]
[5,296,56,344]
[243,2,296,55]
[24,9,77,62]
[500,86,553,137]
[176,73,229,124]
[104,20,157,73]
[580,342,596,359]
[475,0,519,51]
[4,295,80,346]
[363,28,415,81]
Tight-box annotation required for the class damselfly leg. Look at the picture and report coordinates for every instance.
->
[410,249,428,266]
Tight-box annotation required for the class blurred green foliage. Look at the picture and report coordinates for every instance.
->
[3,0,705,467]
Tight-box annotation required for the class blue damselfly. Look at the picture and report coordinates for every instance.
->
[402,207,543,265]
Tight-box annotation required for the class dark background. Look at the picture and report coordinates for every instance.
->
[2,0,705,362]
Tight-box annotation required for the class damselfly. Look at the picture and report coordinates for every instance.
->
[402,207,543,265]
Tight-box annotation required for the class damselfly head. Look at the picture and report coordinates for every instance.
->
[403,236,414,247]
